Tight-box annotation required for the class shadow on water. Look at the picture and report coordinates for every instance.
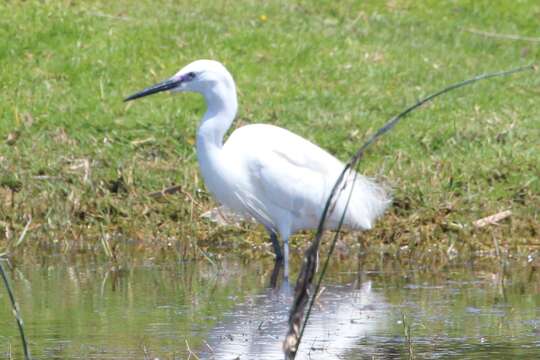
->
[0,254,539,359]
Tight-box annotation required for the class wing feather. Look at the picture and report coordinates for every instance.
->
[223,124,390,234]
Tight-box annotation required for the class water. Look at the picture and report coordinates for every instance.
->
[0,256,538,359]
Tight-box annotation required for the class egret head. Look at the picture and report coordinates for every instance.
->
[124,59,235,102]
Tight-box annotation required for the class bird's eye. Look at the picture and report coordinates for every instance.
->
[186,72,196,80]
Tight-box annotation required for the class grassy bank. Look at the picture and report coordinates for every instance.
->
[0,0,538,261]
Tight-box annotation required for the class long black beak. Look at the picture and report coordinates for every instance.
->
[124,78,181,102]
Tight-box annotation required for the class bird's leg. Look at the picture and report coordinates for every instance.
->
[269,232,283,262]
[283,237,289,280]
[269,258,282,289]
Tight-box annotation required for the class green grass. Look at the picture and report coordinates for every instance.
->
[0,0,538,260]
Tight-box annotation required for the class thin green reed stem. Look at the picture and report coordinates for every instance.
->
[0,261,31,360]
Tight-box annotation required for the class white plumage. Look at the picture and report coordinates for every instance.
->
[223,124,389,232]
[125,59,390,277]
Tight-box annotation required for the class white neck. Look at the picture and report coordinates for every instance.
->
[196,82,238,150]
[195,80,238,201]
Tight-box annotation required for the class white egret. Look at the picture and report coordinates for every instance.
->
[125,60,390,277]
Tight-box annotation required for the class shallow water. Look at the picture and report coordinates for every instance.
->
[0,256,538,359]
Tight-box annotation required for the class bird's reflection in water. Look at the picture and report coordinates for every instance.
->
[201,261,388,359]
